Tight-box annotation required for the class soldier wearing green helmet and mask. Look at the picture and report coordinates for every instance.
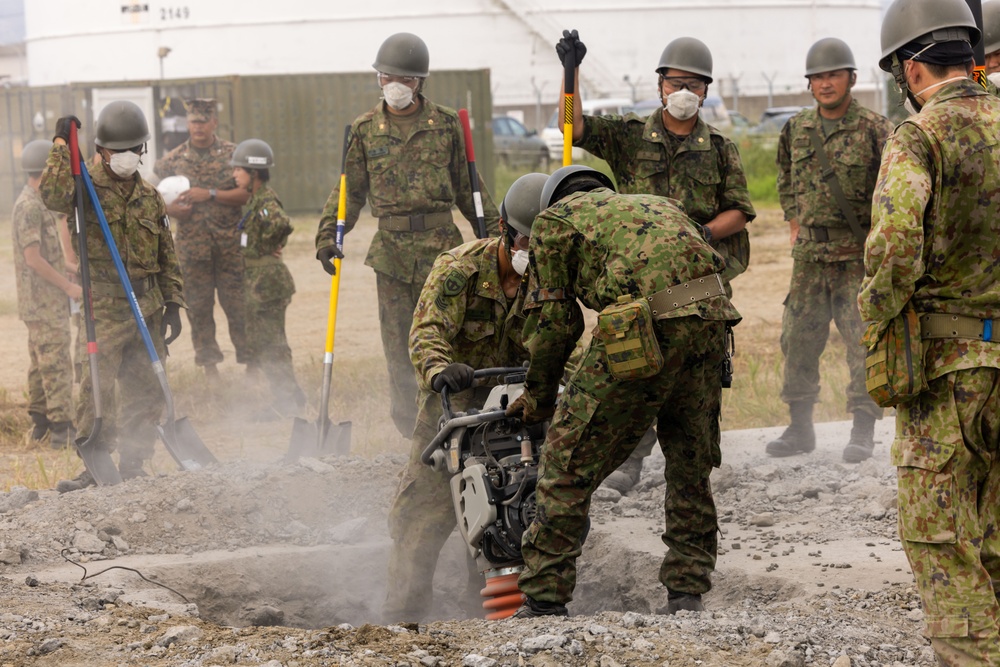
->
[40,102,186,491]
[861,0,1000,663]
[315,32,501,442]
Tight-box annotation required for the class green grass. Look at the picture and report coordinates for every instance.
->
[735,136,780,207]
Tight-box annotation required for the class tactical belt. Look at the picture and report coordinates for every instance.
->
[798,226,864,243]
[244,255,281,268]
[645,273,726,319]
[920,313,998,342]
[378,211,452,232]
[89,274,156,299]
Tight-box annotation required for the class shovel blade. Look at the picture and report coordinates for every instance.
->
[77,443,123,486]
[285,418,352,462]
[157,417,217,471]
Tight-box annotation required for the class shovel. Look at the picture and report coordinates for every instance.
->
[77,158,216,471]
[68,123,122,486]
[287,125,353,461]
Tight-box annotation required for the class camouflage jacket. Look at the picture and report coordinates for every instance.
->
[410,238,528,421]
[240,185,295,303]
[11,184,68,322]
[523,189,742,406]
[40,144,186,321]
[778,100,892,263]
[154,137,241,263]
[578,111,755,281]
[859,79,1000,379]
[315,97,500,283]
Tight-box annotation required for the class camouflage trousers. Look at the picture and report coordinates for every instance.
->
[383,387,491,622]
[375,271,424,438]
[894,368,1000,666]
[780,258,881,419]
[519,317,726,605]
[179,248,247,367]
[245,295,304,410]
[76,310,166,466]
[24,319,73,424]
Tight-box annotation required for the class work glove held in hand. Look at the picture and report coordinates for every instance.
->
[317,245,344,276]
[555,29,587,68]
[54,116,82,143]
[432,363,476,393]
[161,302,183,345]
[505,389,556,425]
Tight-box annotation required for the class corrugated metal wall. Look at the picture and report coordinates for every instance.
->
[0,69,494,215]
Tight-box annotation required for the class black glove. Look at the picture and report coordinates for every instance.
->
[54,115,82,143]
[317,245,344,276]
[161,302,183,345]
[432,363,475,393]
[555,29,587,68]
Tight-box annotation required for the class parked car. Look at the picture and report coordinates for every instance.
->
[750,106,810,135]
[728,111,752,133]
[492,116,549,169]
[541,97,634,161]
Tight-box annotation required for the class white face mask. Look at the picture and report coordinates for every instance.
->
[109,151,141,178]
[381,82,415,110]
[664,89,701,121]
[511,249,530,275]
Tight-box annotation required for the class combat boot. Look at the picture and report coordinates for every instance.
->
[842,412,877,463]
[512,596,569,618]
[603,452,644,495]
[48,421,76,450]
[28,412,49,442]
[766,401,816,457]
[118,454,148,481]
[662,591,705,615]
[56,469,95,494]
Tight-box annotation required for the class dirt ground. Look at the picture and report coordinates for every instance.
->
[0,206,938,667]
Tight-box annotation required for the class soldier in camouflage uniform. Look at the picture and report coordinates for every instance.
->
[509,166,741,618]
[315,33,500,439]
[155,99,249,378]
[230,139,305,414]
[766,39,892,463]
[553,31,756,494]
[41,103,186,490]
[861,1,1000,663]
[12,139,80,449]
[382,173,545,622]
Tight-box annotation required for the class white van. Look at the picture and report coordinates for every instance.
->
[541,97,635,161]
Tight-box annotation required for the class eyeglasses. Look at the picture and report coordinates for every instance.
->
[661,77,707,93]
[377,72,421,86]
[110,145,145,155]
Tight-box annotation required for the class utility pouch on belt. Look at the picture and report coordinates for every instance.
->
[595,295,664,381]
[864,305,927,407]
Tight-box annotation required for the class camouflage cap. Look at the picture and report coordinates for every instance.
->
[184,98,218,122]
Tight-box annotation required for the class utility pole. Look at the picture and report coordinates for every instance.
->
[157,46,171,80]
[761,71,777,109]
[622,74,640,104]
[728,73,742,114]
[530,77,546,131]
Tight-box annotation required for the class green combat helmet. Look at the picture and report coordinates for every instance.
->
[373,32,430,78]
[879,0,980,72]
[984,0,1000,54]
[21,139,52,174]
[805,38,856,76]
[540,164,616,209]
[657,37,713,82]
[95,100,151,150]
[230,138,274,170]
[500,173,548,237]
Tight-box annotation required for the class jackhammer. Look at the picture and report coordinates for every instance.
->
[421,367,550,620]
